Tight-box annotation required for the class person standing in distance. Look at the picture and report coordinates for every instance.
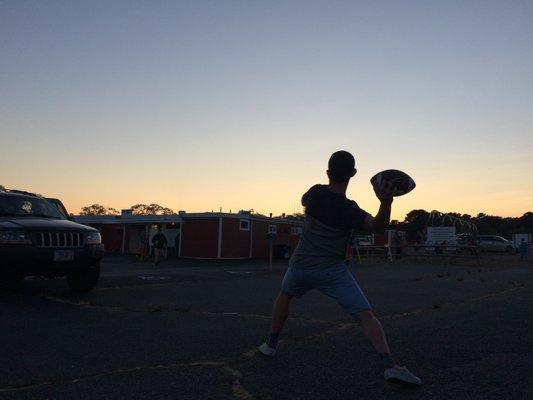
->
[518,238,529,262]
[258,150,422,387]
[151,226,167,266]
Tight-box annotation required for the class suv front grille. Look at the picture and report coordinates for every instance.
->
[34,232,84,248]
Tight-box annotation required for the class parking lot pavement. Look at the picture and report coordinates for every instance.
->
[1,257,531,400]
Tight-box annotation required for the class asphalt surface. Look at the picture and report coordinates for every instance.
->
[1,256,531,400]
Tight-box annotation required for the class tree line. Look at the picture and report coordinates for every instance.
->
[279,210,532,239]
[389,210,533,240]
[79,203,173,216]
[79,204,532,239]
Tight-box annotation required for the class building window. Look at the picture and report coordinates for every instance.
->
[291,227,303,235]
[268,224,277,234]
[239,220,250,231]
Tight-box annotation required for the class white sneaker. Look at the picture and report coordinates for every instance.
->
[258,342,276,357]
[384,365,422,386]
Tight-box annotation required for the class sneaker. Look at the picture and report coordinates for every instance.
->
[384,365,422,387]
[258,342,276,357]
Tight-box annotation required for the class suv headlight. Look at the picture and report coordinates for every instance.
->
[0,231,32,245]
[85,232,102,244]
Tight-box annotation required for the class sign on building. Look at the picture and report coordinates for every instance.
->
[426,226,457,245]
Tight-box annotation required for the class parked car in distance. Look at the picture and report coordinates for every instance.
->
[0,190,104,291]
[477,235,514,253]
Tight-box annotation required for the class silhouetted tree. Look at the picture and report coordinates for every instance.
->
[80,204,119,215]
[517,212,533,232]
[280,213,305,221]
[403,209,430,239]
[389,219,404,231]
[130,203,174,215]
[473,214,503,235]
[391,209,532,239]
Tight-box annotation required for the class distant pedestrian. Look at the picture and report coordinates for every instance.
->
[393,232,402,257]
[518,239,529,261]
[467,235,478,256]
[151,226,167,266]
[434,241,442,255]
[140,230,148,260]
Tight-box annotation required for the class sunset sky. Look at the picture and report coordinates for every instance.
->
[1,1,532,220]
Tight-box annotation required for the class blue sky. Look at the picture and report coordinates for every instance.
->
[1,1,532,218]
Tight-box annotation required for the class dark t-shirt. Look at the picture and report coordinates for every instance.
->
[303,184,369,230]
[290,185,370,269]
[152,233,167,249]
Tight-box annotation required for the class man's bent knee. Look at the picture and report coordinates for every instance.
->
[274,292,294,310]
[278,292,294,301]
[354,309,376,322]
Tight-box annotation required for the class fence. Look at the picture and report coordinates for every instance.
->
[351,244,481,265]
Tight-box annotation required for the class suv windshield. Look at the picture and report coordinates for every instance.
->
[0,196,65,219]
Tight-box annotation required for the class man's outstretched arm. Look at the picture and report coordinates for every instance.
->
[364,199,392,233]
[363,180,396,233]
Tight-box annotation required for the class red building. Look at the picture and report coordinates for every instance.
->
[179,213,302,259]
[76,211,302,260]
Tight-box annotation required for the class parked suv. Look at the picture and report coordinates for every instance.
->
[0,190,104,291]
[477,235,514,253]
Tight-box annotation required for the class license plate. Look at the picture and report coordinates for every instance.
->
[54,250,74,262]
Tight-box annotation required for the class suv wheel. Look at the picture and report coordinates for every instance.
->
[67,263,100,292]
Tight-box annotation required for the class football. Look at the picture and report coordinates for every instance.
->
[370,169,416,196]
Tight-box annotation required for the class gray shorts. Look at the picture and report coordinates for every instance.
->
[281,262,371,315]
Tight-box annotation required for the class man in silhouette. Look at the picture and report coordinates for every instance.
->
[258,151,421,387]
[518,238,529,261]
[151,226,167,266]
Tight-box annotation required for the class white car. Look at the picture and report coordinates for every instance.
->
[477,235,514,253]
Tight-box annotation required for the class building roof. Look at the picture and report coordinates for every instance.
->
[75,212,303,226]
[75,214,181,225]
[162,212,303,225]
